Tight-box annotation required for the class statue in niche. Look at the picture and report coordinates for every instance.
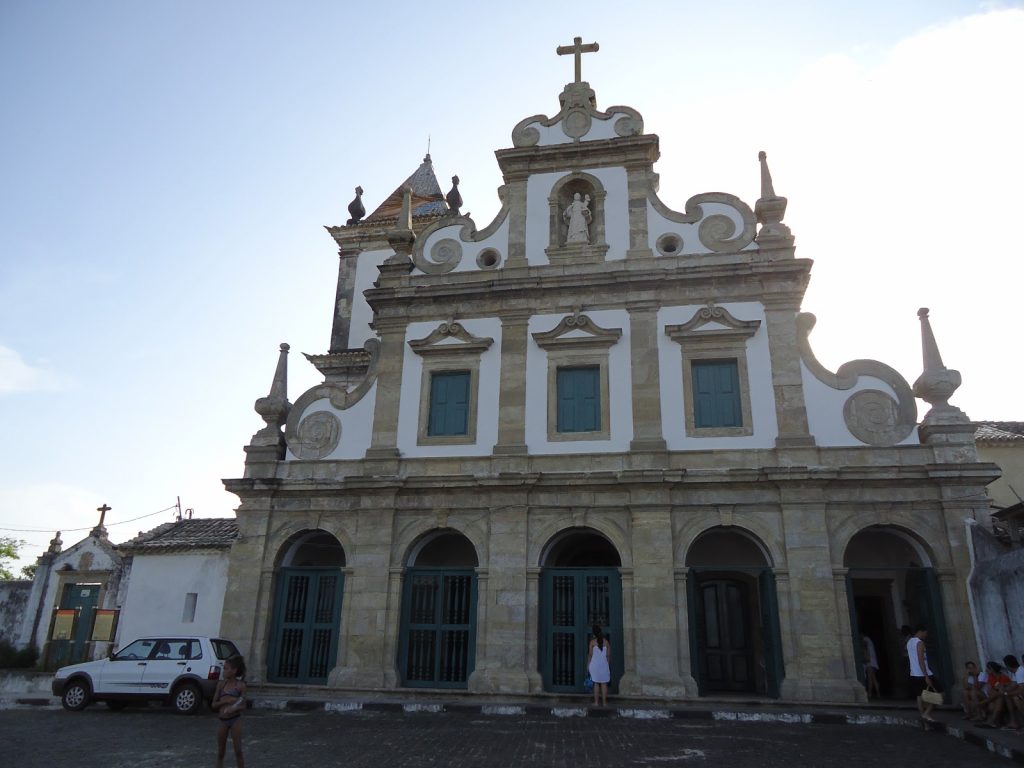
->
[563,192,592,244]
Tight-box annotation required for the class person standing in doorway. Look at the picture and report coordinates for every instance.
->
[587,624,611,707]
[862,634,881,699]
[907,625,940,722]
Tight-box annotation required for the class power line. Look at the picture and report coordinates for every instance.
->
[0,504,178,534]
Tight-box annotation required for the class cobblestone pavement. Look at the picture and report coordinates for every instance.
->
[3,706,1015,768]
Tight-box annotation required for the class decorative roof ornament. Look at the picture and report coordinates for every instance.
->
[556,36,599,86]
[346,186,365,225]
[251,343,291,448]
[754,151,793,245]
[912,308,969,426]
[445,175,463,217]
[46,531,63,555]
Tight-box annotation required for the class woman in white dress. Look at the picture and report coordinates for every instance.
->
[587,624,612,707]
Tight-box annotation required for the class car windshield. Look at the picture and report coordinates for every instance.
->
[211,639,239,660]
[113,639,158,660]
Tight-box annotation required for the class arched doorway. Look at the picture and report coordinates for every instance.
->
[267,530,345,684]
[538,527,624,694]
[398,529,479,688]
[844,526,951,699]
[686,528,784,698]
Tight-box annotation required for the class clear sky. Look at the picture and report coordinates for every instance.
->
[1,0,1021,572]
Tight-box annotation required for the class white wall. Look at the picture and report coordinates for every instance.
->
[116,552,229,645]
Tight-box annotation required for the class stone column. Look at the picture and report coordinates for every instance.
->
[524,568,544,692]
[627,302,667,452]
[777,494,865,702]
[492,312,531,456]
[762,297,816,450]
[621,505,688,696]
[365,319,408,462]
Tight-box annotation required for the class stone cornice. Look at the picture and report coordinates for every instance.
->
[495,135,660,180]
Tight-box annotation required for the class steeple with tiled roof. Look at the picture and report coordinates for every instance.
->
[364,153,450,222]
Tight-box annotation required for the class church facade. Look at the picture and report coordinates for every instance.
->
[222,42,997,702]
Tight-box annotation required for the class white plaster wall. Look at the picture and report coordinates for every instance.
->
[284,382,377,461]
[657,302,778,450]
[116,553,229,644]
[526,168,630,265]
[348,248,391,348]
[526,309,634,454]
[413,217,510,275]
[801,363,920,447]
[527,110,635,147]
[647,200,757,256]
[397,318,503,457]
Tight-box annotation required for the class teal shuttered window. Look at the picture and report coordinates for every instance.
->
[428,371,470,436]
[692,359,742,428]
[556,366,600,433]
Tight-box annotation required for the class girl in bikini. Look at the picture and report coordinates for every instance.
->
[212,654,247,768]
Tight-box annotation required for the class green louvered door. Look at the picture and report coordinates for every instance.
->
[268,568,344,684]
[399,569,477,688]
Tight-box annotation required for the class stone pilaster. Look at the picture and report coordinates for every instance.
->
[620,505,688,696]
[329,503,397,688]
[762,297,816,450]
[329,246,362,353]
[672,569,700,696]
[468,503,533,693]
[492,312,531,455]
[365,320,408,462]
[777,494,864,703]
[627,302,666,451]
[504,175,529,268]
[625,164,654,259]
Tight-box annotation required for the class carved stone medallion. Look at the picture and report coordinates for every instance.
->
[429,238,463,269]
[292,411,341,459]
[844,390,903,446]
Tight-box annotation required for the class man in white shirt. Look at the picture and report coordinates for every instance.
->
[907,625,939,721]
[1000,655,1024,730]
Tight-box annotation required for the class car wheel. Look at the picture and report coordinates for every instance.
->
[61,679,91,711]
[172,681,202,714]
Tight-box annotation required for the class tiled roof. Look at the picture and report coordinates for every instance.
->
[365,154,450,222]
[974,421,1024,442]
[118,518,238,554]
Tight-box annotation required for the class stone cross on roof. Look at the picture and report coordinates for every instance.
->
[556,36,599,84]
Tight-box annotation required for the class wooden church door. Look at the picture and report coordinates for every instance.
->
[268,568,344,684]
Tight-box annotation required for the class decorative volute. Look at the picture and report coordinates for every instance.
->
[754,151,793,245]
[912,308,967,426]
[251,343,291,447]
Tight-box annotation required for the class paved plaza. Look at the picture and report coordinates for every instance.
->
[3,705,1016,768]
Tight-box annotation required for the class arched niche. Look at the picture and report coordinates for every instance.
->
[843,525,932,569]
[546,172,610,263]
[540,526,622,568]
[406,529,479,568]
[275,529,346,569]
[685,527,772,569]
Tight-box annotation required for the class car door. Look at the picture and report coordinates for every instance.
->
[97,638,157,694]
[140,639,191,694]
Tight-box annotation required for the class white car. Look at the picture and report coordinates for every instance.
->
[52,636,240,714]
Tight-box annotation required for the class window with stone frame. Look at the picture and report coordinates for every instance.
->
[409,321,493,446]
[533,311,621,442]
[665,304,761,438]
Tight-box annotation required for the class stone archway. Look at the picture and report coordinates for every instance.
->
[844,525,950,699]
[398,529,479,689]
[267,529,346,684]
[538,527,623,694]
[685,527,784,698]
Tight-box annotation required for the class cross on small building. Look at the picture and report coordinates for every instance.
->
[556,36,599,84]
[96,503,111,528]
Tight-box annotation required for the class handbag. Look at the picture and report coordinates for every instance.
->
[920,687,943,705]
[583,675,594,692]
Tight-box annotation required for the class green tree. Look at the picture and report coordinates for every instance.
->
[0,537,26,580]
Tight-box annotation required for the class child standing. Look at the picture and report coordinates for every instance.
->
[962,661,981,720]
[587,624,612,707]
[212,654,247,768]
